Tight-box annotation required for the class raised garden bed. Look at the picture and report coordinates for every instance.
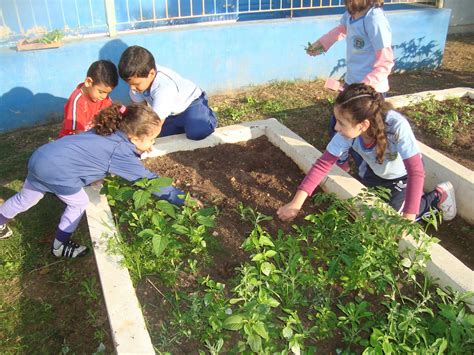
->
[398,95,473,170]
[136,137,473,352]
[85,119,473,353]
[387,88,474,227]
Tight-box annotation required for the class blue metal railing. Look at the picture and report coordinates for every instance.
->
[0,0,436,45]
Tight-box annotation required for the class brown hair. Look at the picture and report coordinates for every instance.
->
[94,103,161,137]
[87,60,118,88]
[345,0,384,15]
[118,46,155,79]
[335,83,393,163]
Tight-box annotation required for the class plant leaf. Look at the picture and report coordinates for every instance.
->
[282,326,293,339]
[247,333,262,352]
[152,234,169,257]
[156,199,176,218]
[222,314,244,331]
[133,189,151,209]
[138,229,155,239]
[197,207,215,217]
[260,262,274,276]
[258,235,275,247]
[197,215,215,227]
[116,187,135,201]
[149,177,174,191]
[171,224,189,235]
[264,250,277,258]
[401,257,412,268]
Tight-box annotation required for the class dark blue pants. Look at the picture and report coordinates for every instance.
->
[360,164,439,221]
[159,91,218,140]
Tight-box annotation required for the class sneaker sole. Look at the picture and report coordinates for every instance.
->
[51,246,89,258]
[440,182,457,221]
[0,230,13,240]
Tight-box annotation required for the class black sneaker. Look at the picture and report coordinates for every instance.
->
[51,240,88,258]
[0,224,13,240]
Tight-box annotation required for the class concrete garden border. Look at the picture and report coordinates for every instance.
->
[386,87,474,223]
[85,114,473,353]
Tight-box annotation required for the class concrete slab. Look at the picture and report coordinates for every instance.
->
[85,185,155,355]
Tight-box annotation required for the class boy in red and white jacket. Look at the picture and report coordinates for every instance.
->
[59,60,118,138]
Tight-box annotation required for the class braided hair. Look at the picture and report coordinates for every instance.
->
[335,83,393,163]
[94,103,161,137]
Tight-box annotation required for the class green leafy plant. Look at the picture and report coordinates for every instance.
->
[403,95,473,146]
[102,186,474,353]
[40,29,64,44]
[102,176,216,284]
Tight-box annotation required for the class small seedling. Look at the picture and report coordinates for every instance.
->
[40,29,64,44]
[304,41,325,55]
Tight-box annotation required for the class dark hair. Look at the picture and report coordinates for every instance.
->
[87,60,118,88]
[335,83,393,163]
[118,46,156,79]
[345,0,383,15]
[94,103,162,137]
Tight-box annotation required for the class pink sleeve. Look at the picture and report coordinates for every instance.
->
[403,154,425,215]
[298,151,338,196]
[318,25,347,51]
[362,47,394,93]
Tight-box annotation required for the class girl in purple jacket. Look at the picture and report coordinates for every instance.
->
[0,103,184,258]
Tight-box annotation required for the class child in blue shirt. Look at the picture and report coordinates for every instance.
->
[118,45,218,140]
[307,0,394,171]
[307,0,393,93]
[0,104,185,257]
[278,84,456,224]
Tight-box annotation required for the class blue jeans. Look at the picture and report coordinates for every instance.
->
[159,91,218,140]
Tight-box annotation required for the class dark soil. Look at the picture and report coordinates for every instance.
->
[142,137,341,352]
[141,136,472,351]
[144,137,319,278]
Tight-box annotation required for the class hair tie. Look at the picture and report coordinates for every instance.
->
[119,105,127,115]
[340,94,372,105]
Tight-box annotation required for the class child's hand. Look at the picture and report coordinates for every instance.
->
[305,41,325,56]
[90,179,104,188]
[324,78,342,92]
[277,202,301,222]
[185,196,204,209]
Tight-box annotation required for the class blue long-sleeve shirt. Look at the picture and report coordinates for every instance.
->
[27,130,184,205]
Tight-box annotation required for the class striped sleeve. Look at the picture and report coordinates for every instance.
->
[60,91,85,137]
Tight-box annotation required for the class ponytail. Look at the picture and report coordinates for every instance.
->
[335,84,393,164]
[345,0,383,14]
[94,103,126,136]
[94,102,161,137]
[369,95,388,164]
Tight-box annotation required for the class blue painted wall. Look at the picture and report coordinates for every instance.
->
[0,7,451,132]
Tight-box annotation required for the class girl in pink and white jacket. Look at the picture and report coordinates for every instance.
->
[308,0,394,171]
[307,0,394,94]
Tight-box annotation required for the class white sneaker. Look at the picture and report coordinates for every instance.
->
[435,181,457,221]
[0,224,13,239]
[51,240,88,258]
